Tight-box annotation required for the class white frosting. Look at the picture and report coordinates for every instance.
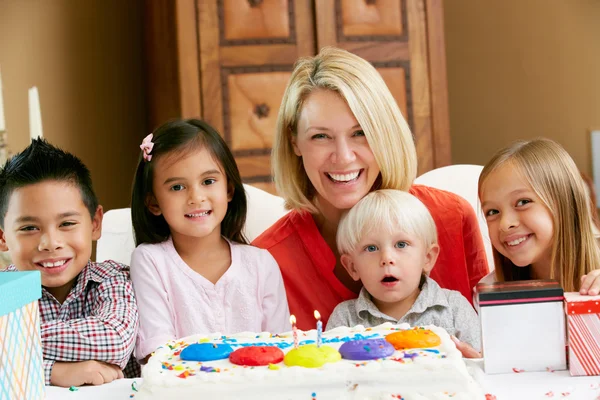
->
[136,323,486,400]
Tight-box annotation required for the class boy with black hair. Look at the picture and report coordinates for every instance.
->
[0,138,139,386]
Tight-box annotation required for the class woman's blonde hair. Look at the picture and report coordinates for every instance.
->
[273,47,417,212]
[478,138,599,291]
[337,189,437,256]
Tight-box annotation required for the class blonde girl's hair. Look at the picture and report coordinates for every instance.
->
[272,47,417,212]
[337,189,437,256]
[478,138,599,291]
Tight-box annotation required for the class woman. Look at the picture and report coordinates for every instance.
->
[253,47,489,330]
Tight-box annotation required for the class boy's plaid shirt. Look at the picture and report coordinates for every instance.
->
[5,260,140,383]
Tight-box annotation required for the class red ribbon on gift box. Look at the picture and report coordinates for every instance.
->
[565,300,600,315]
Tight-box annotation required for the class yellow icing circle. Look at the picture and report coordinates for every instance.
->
[385,328,441,349]
[284,344,341,368]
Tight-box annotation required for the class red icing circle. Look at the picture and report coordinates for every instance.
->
[229,346,284,366]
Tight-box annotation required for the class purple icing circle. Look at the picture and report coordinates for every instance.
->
[338,338,395,360]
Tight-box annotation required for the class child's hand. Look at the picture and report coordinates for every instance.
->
[580,270,600,296]
[51,360,124,387]
[451,336,482,358]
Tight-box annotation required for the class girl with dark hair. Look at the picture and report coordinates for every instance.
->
[129,119,290,362]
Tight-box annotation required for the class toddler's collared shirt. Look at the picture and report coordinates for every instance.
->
[326,276,481,351]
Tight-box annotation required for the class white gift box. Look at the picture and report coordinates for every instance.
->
[477,279,567,374]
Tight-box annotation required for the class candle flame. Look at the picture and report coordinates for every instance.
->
[314,310,321,320]
[290,315,296,325]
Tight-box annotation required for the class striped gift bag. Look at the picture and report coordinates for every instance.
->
[564,292,600,376]
[0,271,44,400]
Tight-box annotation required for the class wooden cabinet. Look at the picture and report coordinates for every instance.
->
[145,0,450,194]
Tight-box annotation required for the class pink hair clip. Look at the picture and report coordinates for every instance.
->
[140,133,154,162]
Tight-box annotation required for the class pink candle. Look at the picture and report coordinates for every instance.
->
[314,310,322,348]
[290,315,299,349]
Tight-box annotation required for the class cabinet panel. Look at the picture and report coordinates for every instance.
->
[145,0,450,195]
[226,71,292,152]
[222,0,291,41]
[315,0,412,131]
[238,155,276,195]
[314,0,450,175]
[341,0,404,37]
[377,66,408,122]
[197,0,314,193]
[237,155,272,178]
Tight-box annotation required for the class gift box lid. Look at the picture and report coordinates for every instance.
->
[564,292,600,314]
[476,279,563,306]
[0,271,42,316]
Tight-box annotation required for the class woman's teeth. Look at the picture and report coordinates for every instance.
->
[328,171,360,182]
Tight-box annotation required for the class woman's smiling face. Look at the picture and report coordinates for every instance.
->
[292,89,380,212]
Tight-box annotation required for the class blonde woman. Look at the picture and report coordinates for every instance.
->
[253,47,489,330]
[479,138,600,293]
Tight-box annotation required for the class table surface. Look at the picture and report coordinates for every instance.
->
[45,361,600,400]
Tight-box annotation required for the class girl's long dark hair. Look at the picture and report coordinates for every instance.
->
[131,119,247,246]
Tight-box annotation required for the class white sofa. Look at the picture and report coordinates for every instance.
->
[97,165,493,270]
[414,164,494,270]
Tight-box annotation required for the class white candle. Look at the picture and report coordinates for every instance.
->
[0,66,5,132]
[28,86,43,140]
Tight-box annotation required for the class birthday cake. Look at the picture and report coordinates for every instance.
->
[136,323,485,400]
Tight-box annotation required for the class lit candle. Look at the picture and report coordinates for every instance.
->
[314,310,322,348]
[0,66,5,132]
[290,315,299,349]
[28,86,43,140]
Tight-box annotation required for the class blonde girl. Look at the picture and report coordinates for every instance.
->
[478,138,600,294]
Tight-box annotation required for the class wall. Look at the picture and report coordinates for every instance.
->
[444,0,600,176]
[0,0,145,212]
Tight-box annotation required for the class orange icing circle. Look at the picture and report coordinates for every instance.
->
[385,328,441,350]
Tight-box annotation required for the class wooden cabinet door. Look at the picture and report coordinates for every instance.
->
[314,0,450,175]
[145,0,450,192]
[198,0,315,194]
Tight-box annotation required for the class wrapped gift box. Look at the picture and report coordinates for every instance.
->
[477,279,566,374]
[0,271,44,400]
[564,292,600,376]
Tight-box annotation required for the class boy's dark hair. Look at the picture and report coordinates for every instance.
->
[131,119,248,245]
[0,138,99,228]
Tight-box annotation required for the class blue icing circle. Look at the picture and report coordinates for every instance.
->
[180,343,233,361]
[338,338,395,361]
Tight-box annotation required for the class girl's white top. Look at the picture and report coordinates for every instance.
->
[130,237,291,359]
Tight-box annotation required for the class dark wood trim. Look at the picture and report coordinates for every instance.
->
[233,148,272,157]
[144,0,180,131]
[425,0,451,167]
[176,0,202,120]
[242,175,273,183]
